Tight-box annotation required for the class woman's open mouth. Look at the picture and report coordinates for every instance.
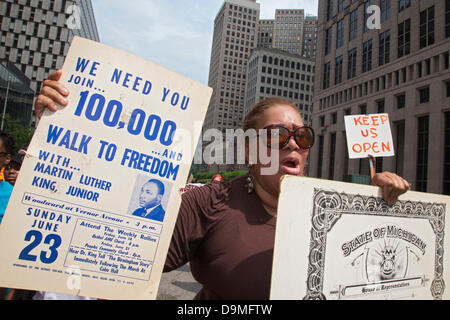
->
[280,157,301,175]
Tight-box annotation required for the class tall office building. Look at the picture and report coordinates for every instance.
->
[0,0,100,95]
[311,0,450,195]
[203,0,260,133]
[257,19,273,48]
[272,9,305,55]
[257,10,318,58]
[302,15,318,58]
[245,47,315,125]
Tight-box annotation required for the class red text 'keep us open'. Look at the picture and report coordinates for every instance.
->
[344,113,395,159]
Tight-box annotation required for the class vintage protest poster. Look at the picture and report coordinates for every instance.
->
[271,176,450,300]
[0,37,212,299]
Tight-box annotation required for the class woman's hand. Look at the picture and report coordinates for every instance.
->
[371,171,410,206]
[34,70,70,119]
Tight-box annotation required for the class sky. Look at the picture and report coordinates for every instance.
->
[91,0,319,85]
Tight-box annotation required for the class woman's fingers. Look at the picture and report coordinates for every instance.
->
[33,70,69,119]
[47,69,63,81]
[34,94,57,118]
[372,171,410,206]
[41,84,69,106]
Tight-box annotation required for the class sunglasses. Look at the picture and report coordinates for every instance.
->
[261,125,315,150]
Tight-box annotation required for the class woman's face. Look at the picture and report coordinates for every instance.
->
[251,104,309,196]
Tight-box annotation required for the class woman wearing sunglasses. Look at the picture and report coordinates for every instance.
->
[34,71,409,299]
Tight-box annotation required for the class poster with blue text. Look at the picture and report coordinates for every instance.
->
[0,37,212,299]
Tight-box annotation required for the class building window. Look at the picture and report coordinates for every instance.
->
[317,135,324,178]
[323,62,331,89]
[446,0,450,38]
[396,94,406,109]
[362,40,372,73]
[359,104,367,115]
[364,0,374,33]
[419,87,430,103]
[444,112,450,195]
[328,133,336,180]
[325,27,332,55]
[377,99,385,113]
[398,19,411,58]
[320,115,325,127]
[338,0,344,13]
[416,116,429,192]
[348,48,357,79]
[326,0,334,21]
[420,6,435,49]
[380,0,391,22]
[399,0,410,12]
[447,81,450,97]
[395,120,405,176]
[379,30,390,66]
[331,112,337,124]
[376,158,383,173]
[335,55,343,85]
[336,19,344,49]
[349,9,358,41]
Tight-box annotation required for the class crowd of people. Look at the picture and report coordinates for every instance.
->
[0,70,410,300]
[0,131,31,300]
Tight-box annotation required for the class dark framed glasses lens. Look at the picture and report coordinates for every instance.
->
[295,127,314,149]
[266,126,288,145]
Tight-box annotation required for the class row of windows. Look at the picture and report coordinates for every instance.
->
[1,23,70,48]
[228,3,257,16]
[258,86,311,101]
[327,0,401,22]
[325,4,442,58]
[319,51,450,110]
[323,4,441,89]
[227,17,256,28]
[2,0,68,17]
[260,55,314,72]
[260,77,312,91]
[228,10,256,22]
[261,66,313,82]
[320,81,450,127]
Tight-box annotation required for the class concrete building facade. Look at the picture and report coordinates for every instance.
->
[245,47,315,125]
[257,9,318,58]
[311,0,450,195]
[0,0,99,95]
[257,19,273,49]
[203,0,260,134]
[272,9,305,56]
[302,15,318,58]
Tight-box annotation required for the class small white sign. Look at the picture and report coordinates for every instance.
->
[344,113,395,159]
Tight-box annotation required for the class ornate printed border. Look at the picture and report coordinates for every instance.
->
[303,189,446,300]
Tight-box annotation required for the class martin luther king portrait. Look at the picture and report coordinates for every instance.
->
[131,178,166,222]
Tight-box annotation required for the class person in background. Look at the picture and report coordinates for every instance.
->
[0,131,15,300]
[4,152,24,186]
[0,131,14,224]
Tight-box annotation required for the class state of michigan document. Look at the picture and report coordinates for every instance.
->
[271,176,450,300]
